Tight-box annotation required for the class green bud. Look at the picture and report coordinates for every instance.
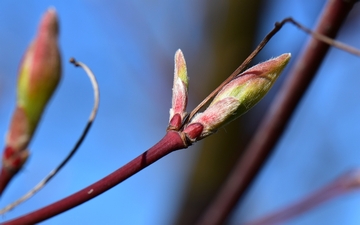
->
[185,53,291,140]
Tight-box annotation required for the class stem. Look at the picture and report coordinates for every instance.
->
[1,131,186,225]
[197,0,358,224]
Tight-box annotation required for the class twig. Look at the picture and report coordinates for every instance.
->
[244,169,360,225]
[197,0,359,224]
[285,18,360,57]
[0,59,99,215]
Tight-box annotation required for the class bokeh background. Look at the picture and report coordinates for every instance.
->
[0,0,360,224]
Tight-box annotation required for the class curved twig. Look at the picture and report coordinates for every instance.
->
[0,58,99,215]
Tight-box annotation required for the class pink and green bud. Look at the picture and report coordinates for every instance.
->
[3,8,61,174]
[184,53,291,141]
[168,49,189,130]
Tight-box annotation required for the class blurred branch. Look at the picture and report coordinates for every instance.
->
[0,59,99,214]
[244,169,360,225]
[197,0,359,224]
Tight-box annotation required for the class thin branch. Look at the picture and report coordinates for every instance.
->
[244,169,360,225]
[0,59,99,215]
[197,0,359,224]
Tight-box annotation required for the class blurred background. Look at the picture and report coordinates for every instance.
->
[0,0,360,224]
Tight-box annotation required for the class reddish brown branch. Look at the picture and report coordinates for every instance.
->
[197,0,358,224]
[1,131,186,225]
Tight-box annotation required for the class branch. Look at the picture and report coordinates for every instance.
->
[197,0,359,224]
[0,59,99,214]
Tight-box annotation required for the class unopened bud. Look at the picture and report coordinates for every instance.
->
[183,123,204,143]
[3,8,61,173]
[185,53,291,140]
[168,49,189,130]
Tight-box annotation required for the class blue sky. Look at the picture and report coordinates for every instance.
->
[0,1,360,224]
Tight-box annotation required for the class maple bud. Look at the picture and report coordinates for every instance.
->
[184,53,291,141]
[2,8,61,174]
[168,49,189,130]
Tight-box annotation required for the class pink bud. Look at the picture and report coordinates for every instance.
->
[168,49,189,130]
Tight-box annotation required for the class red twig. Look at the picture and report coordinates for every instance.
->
[197,0,358,224]
[1,131,186,225]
